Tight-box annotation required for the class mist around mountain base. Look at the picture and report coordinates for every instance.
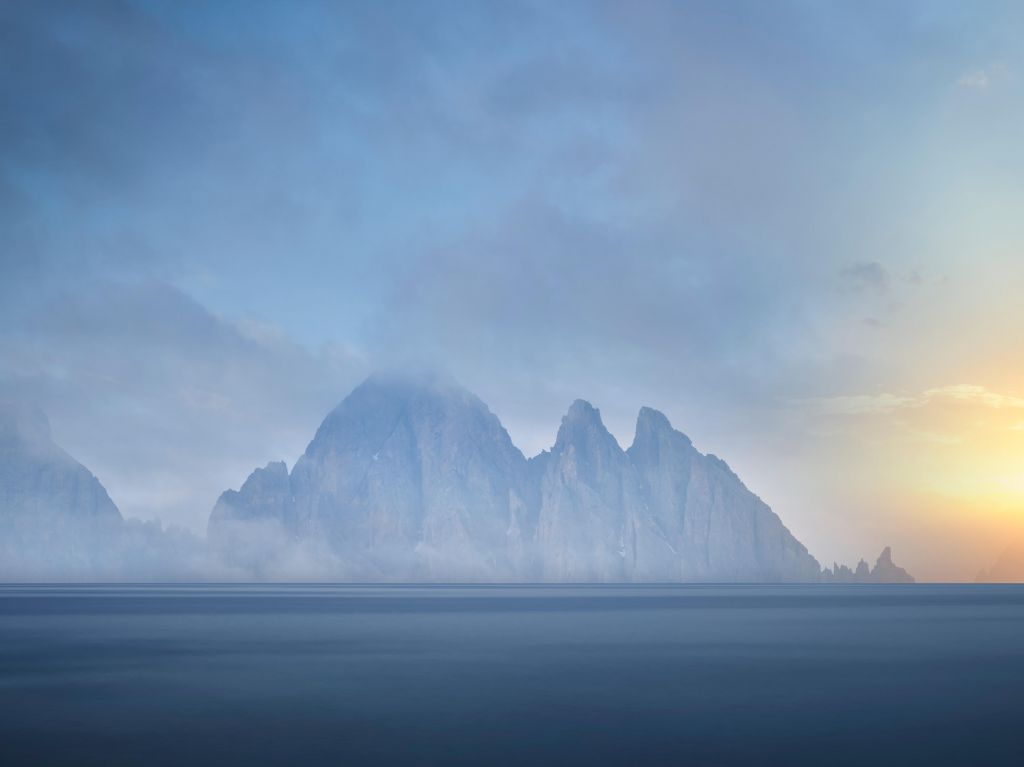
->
[2,374,915,583]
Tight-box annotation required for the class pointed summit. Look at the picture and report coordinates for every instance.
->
[0,404,122,529]
[213,371,530,579]
[631,407,692,452]
[870,546,914,583]
[823,546,914,583]
[209,460,293,535]
[361,367,461,396]
[628,407,695,472]
[566,399,602,423]
[325,368,469,418]
[537,399,640,581]
[210,372,831,583]
[554,399,618,452]
[0,403,55,454]
[636,406,672,432]
[309,370,494,460]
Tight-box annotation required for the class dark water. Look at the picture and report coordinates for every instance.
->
[2,585,1024,766]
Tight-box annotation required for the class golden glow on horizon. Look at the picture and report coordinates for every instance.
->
[796,381,1024,578]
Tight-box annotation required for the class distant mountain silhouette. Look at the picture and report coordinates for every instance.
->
[822,546,914,583]
[0,403,207,580]
[0,380,916,583]
[976,540,1024,583]
[0,403,120,576]
[211,372,911,582]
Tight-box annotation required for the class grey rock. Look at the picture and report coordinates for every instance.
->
[0,403,120,576]
[0,404,220,581]
[869,546,914,583]
[210,460,294,530]
[533,400,647,581]
[822,547,914,583]
[211,373,837,582]
[0,404,121,531]
[211,372,532,579]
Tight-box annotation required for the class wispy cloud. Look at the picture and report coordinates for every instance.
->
[0,279,366,531]
[956,63,1011,90]
[840,261,889,293]
[797,392,915,416]
[957,70,990,90]
[798,384,1024,416]
[923,384,1024,409]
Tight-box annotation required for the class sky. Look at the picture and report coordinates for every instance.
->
[2,0,1023,580]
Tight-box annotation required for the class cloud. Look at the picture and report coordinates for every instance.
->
[957,70,990,90]
[840,261,890,293]
[2,0,1023,579]
[797,392,916,416]
[956,64,1011,91]
[798,384,1024,417]
[362,198,829,452]
[0,279,365,532]
[923,384,1024,409]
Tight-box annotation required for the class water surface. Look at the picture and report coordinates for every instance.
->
[2,584,1023,765]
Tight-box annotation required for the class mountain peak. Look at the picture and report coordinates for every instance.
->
[210,377,827,582]
[632,406,692,448]
[0,403,53,447]
[553,399,620,453]
[312,370,484,448]
[567,398,600,420]
[559,399,605,431]
[363,367,461,394]
[261,460,289,477]
[637,406,671,430]
[870,546,914,583]
[824,546,915,583]
[0,403,122,528]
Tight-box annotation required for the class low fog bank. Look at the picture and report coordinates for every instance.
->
[0,518,224,582]
[0,513,431,583]
[0,513,918,584]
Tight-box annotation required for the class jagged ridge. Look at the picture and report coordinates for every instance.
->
[210,373,857,582]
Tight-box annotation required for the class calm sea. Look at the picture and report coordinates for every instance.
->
[1,584,1022,765]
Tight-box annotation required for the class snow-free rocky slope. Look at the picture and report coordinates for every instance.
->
[0,405,122,530]
[0,404,122,574]
[210,373,828,581]
[822,546,915,583]
[0,404,213,581]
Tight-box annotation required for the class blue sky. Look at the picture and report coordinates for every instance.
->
[2,0,1023,578]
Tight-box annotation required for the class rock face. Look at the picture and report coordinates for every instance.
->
[0,405,122,530]
[533,400,647,581]
[870,546,915,583]
[211,373,826,582]
[0,404,123,574]
[0,404,227,581]
[211,373,533,579]
[822,546,915,583]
